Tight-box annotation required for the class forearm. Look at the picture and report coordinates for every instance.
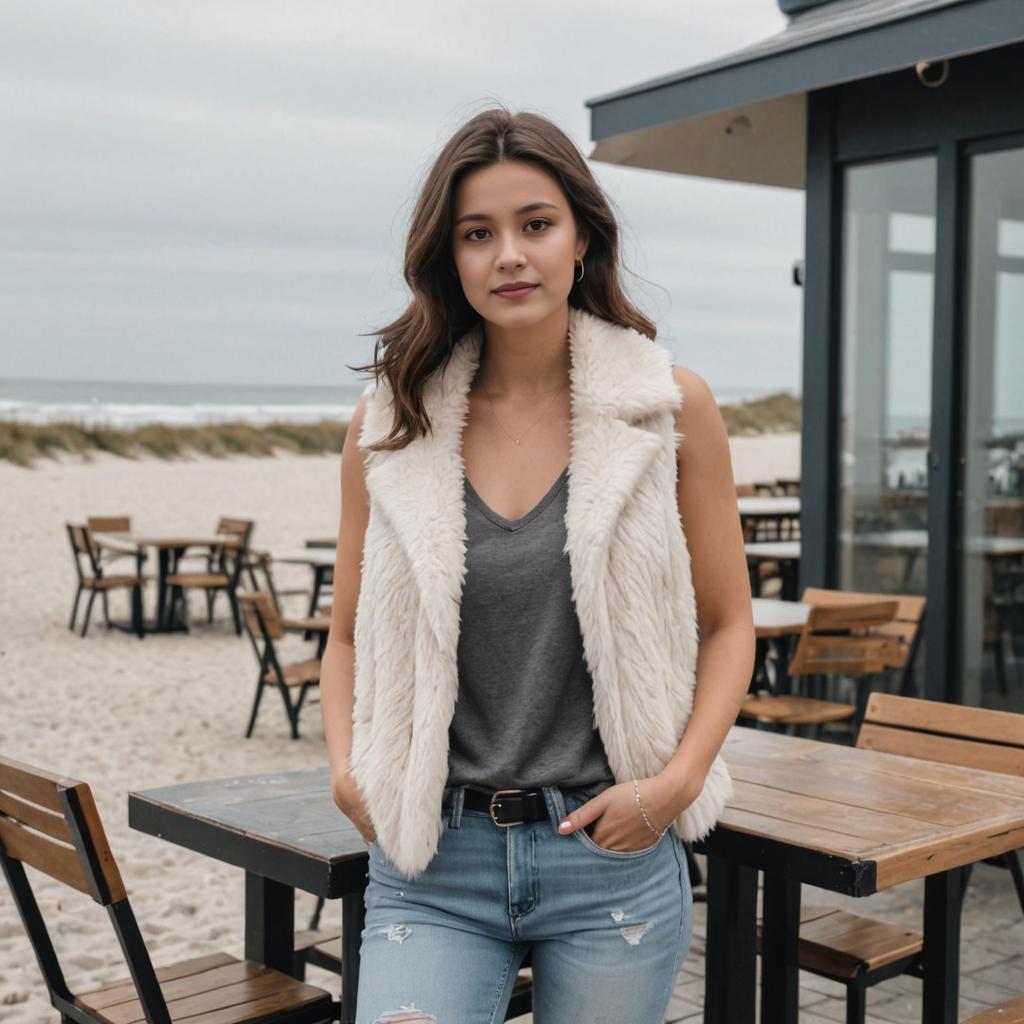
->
[657,623,755,804]
[319,637,357,783]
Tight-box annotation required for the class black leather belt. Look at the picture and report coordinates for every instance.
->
[448,787,549,827]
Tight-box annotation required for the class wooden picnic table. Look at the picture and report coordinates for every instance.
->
[697,726,1024,1024]
[129,768,367,1024]
[90,531,229,632]
[273,549,336,618]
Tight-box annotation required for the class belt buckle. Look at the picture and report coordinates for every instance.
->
[489,788,525,827]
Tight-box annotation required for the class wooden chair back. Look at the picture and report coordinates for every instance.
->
[67,523,101,581]
[86,515,131,534]
[239,591,284,641]
[857,693,1024,776]
[216,517,254,545]
[802,587,927,673]
[0,755,126,905]
[0,756,172,1023]
[788,600,902,677]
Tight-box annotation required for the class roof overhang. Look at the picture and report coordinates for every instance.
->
[585,0,1024,190]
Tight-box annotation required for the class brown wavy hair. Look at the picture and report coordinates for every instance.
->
[350,104,656,451]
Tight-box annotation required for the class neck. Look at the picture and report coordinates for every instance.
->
[475,305,572,399]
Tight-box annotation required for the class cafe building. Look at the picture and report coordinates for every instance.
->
[584,0,1024,711]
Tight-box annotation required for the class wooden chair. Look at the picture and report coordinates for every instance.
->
[85,515,147,571]
[800,587,928,699]
[0,755,334,1024]
[238,592,322,740]
[66,524,145,638]
[740,597,903,734]
[165,520,252,634]
[757,692,1024,1024]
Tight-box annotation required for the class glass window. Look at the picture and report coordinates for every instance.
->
[838,156,937,696]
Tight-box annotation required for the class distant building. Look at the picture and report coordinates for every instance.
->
[585,0,1024,710]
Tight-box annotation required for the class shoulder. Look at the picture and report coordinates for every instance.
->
[670,365,720,424]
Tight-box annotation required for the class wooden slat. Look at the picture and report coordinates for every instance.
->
[79,952,239,1008]
[727,749,1010,827]
[873,818,1024,889]
[963,995,1024,1024]
[0,816,91,896]
[89,962,266,1014]
[740,695,856,724]
[796,908,921,978]
[67,783,127,904]
[713,806,878,860]
[0,757,70,812]
[857,722,1024,776]
[864,692,1024,749]
[730,780,939,845]
[190,983,332,1024]
[0,789,73,843]
[801,587,926,623]
[97,970,322,1024]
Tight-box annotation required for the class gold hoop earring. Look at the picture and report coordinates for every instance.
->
[574,259,585,283]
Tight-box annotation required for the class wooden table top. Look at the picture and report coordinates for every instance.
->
[737,497,800,517]
[129,768,365,897]
[91,530,228,552]
[272,549,337,568]
[708,726,1024,894]
[745,541,801,560]
[752,598,809,637]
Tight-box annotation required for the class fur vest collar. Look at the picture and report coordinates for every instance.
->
[348,305,732,879]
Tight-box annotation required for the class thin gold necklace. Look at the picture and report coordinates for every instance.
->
[479,376,569,446]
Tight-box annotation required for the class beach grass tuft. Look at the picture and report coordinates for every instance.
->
[1,392,799,467]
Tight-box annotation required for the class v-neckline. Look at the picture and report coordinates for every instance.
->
[464,465,569,533]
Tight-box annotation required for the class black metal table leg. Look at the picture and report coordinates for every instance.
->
[761,873,801,1024]
[156,548,171,630]
[308,565,327,618]
[704,854,758,1024]
[922,867,966,1024]
[341,890,366,1024]
[244,871,295,974]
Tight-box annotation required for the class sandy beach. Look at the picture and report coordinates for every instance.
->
[0,433,799,1019]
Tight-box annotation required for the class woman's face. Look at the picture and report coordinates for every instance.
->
[450,159,587,329]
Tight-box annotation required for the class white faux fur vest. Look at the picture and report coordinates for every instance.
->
[347,305,732,879]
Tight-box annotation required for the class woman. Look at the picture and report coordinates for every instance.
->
[321,107,754,1024]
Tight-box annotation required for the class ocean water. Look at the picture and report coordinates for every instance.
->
[0,378,368,428]
[0,378,788,429]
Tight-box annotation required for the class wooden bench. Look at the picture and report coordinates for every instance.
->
[762,693,1024,1024]
[0,755,334,1024]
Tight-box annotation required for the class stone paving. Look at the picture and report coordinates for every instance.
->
[510,856,1022,1023]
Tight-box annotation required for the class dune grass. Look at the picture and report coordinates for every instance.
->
[0,392,800,467]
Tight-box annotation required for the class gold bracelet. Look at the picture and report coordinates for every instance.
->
[633,778,669,837]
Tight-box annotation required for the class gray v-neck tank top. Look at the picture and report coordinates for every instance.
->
[446,465,616,792]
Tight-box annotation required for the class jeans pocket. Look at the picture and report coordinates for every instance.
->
[573,823,667,859]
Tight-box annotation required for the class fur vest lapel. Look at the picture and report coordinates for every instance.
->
[349,305,732,879]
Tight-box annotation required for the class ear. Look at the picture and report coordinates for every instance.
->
[575,227,590,263]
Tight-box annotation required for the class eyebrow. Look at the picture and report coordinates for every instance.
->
[454,201,559,227]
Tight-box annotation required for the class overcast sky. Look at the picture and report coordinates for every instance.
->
[0,0,805,397]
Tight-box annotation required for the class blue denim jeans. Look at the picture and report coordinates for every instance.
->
[354,783,694,1024]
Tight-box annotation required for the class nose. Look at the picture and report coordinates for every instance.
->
[495,230,526,271]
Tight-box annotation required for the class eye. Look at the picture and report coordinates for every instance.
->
[465,228,488,241]
[525,218,551,232]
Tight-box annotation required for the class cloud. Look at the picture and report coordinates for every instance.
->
[0,0,802,396]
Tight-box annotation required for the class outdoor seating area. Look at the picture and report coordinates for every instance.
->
[63,514,333,740]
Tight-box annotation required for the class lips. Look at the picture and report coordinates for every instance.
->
[493,283,539,298]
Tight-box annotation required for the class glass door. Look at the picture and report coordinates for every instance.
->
[960,143,1024,710]
[837,155,937,695]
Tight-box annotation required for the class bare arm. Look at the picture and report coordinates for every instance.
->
[654,365,755,811]
[320,392,377,842]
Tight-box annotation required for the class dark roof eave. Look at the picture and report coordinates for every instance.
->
[585,0,1024,144]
